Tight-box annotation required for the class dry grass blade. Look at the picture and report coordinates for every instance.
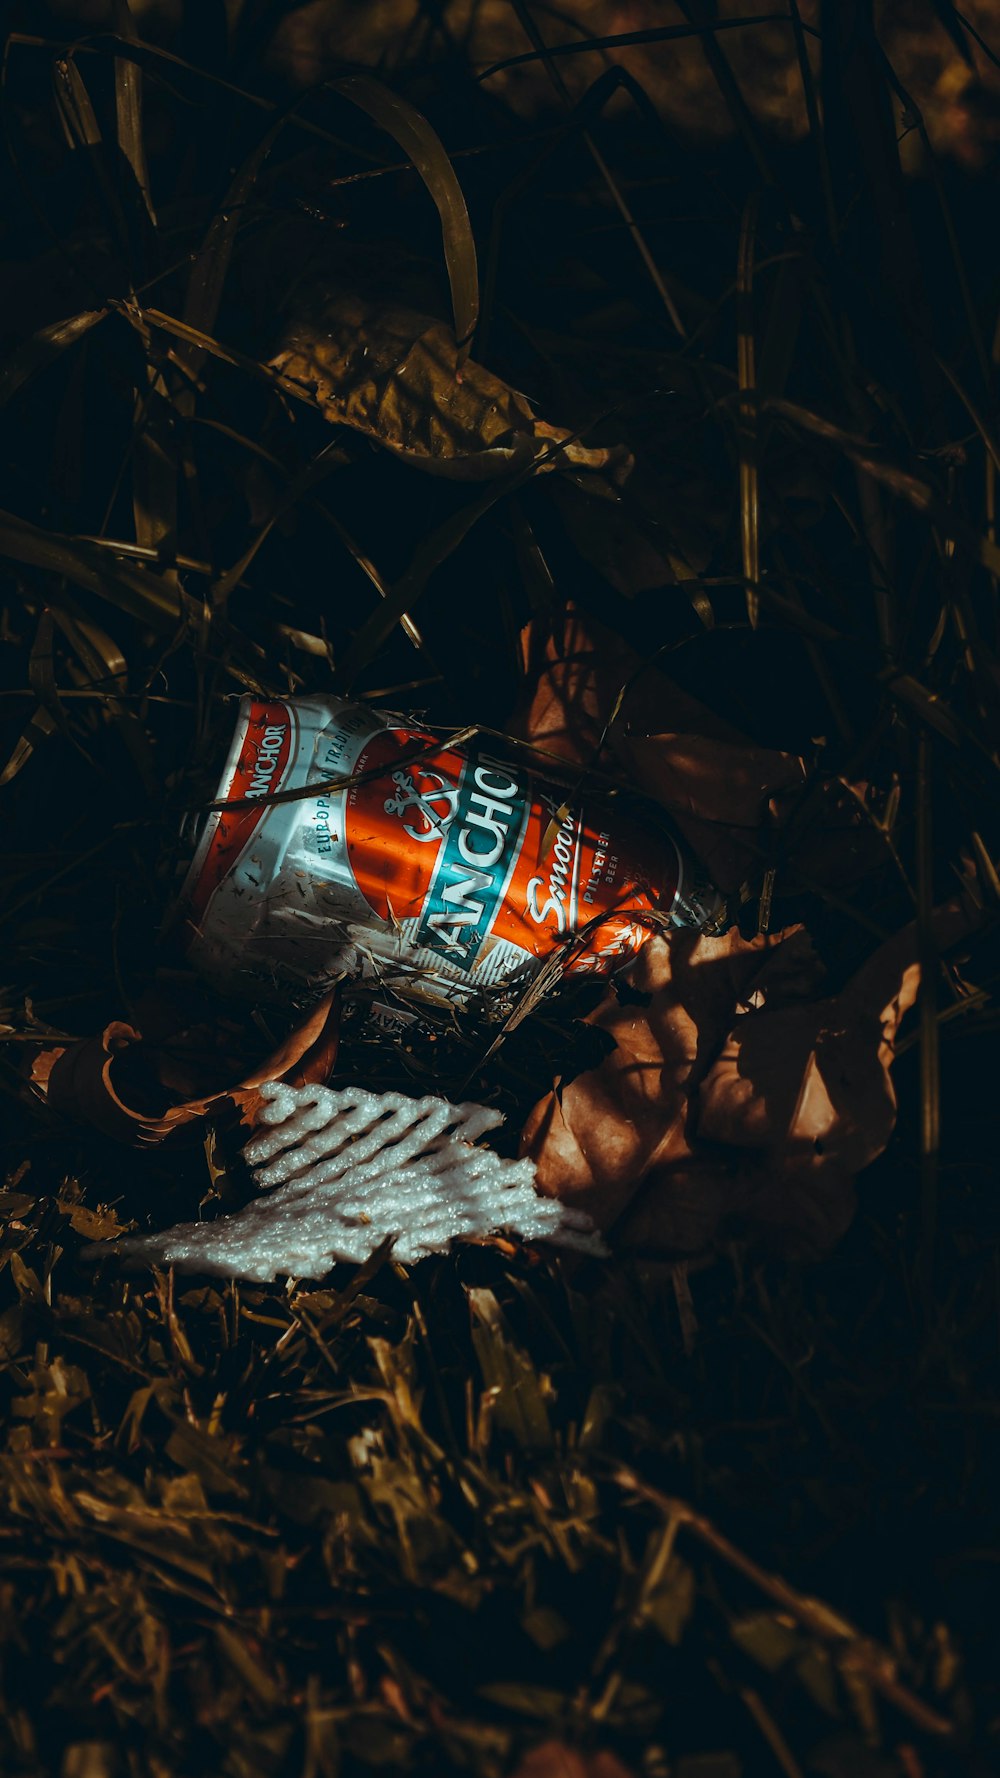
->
[464,886,647,1082]
[50,606,158,794]
[328,75,479,363]
[764,395,1000,582]
[583,65,689,337]
[312,506,430,662]
[927,1,975,63]
[933,353,1000,477]
[339,440,565,690]
[8,30,353,144]
[199,725,480,815]
[788,0,837,238]
[467,1287,554,1450]
[197,424,425,668]
[615,1472,955,1738]
[191,416,428,655]
[119,302,315,405]
[874,46,990,386]
[0,610,70,787]
[883,673,964,749]
[181,124,281,379]
[0,704,58,788]
[48,50,133,275]
[737,1687,806,1778]
[507,3,685,336]
[953,6,1000,71]
[674,0,774,187]
[916,733,940,1291]
[969,831,1000,906]
[27,607,61,727]
[112,0,156,227]
[0,604,120,785]
[130,371,178,575]
[52,54,101,151]
[0,310,107,407]
[18,599,155,797]
[737,191,761,627]
[209,443,345,608]
[466,948,569,1080]
[539,800,573,862]
[477,13,818,82]
[0,508,181,627]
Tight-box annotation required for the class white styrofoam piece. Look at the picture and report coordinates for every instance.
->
[111,1081,605,1280]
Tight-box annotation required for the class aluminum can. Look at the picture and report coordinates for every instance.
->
[177,695,724,1021]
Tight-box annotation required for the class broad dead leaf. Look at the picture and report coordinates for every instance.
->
[514,606,981,1257]
[522,901,978,1258]
[510,605,888,892]
[269,285,629,482]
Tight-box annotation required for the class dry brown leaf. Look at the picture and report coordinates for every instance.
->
[510,606,887,892]
[512,1741,636,1778]
[522,900,978,1259]
[269,285,629,481]
[29,989,341,1148]
[513,606,979,1258]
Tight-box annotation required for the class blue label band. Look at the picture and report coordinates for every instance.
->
[416,755,528,969]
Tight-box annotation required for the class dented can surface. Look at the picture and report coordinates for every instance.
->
[178,695,724,1020]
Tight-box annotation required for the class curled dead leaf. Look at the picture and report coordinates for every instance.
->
[29,988,340,1148]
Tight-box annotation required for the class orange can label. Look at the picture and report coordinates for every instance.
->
[183,700,297,930]
[180,696,693,1012]
[344,724,677,980]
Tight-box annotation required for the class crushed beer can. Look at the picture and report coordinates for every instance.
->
[176,695,725,1022]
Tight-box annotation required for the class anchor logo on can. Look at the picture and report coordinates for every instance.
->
[383,767,460,844]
